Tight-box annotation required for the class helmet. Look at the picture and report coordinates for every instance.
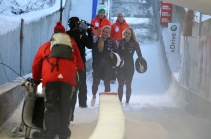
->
[111,52,121,68]
[118,59,124,68]
[135,57,147,73]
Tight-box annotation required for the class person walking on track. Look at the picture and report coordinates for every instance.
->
[116,27,143,105]
[110,13,130,84]
[91,25,118,106]
[91,5,111,70]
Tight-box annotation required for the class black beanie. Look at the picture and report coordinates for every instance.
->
[68,17,79,29]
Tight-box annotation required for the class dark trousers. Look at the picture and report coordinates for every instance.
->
[117,64,134,103]
[92,42,98,70]
[78,66,87,106]
[111,68,117,81]
[70,68,87,122]
[42,82,73,139]
[92,63,112,95]
[70,91,77,121]
[70,68,86,121]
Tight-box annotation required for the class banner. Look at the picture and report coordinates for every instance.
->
[160,1,172,25]
[167,23,180,53]
[92,0,98,19]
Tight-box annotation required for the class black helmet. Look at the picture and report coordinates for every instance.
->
[68,17,79,29]
[135,57,147,73]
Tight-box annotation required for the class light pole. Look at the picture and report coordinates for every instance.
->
[60,0,63,22]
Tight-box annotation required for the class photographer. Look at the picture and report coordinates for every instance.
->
[66,17,93,120]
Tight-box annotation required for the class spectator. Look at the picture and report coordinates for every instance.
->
[91,25,117,106]
[116,27,143,105]
[110,13,130,84]
[32,21,85,139]
[91,5,111,70]
[66,17,93,111]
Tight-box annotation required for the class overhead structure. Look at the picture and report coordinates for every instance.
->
[162,0,211,15]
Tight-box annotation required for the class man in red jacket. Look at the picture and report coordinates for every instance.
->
[91,5,111,70]
[91,5,111,36]
[32,21,84,139]
[110,13,130,84]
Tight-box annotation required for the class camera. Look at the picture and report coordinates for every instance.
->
[78,19,93,35]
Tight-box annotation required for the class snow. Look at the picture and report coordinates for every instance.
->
[0,15,21,35]
[67,0,93,25]
[0,0,211,139]
[0,0,61,35]
[0,0,56,16]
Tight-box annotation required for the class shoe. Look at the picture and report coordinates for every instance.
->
[110,80,115,84]
[91,98,96,107]
[125,103,129,107]
[79,104,87,108]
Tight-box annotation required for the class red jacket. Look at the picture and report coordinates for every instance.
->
[91,15,111,36]
[32,34,84,87]
[110,20,130,40]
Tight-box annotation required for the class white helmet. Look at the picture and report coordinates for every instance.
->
[111,52,121,68]
[118,59,124,68]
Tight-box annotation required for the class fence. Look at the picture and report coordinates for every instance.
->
[0,0,70,86]
[179,36,211,101]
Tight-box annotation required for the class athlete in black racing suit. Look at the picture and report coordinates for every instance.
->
[117,27,143,104]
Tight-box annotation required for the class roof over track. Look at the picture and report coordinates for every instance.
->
[162,0,211,15]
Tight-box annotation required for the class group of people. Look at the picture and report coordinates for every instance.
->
[31,5,144,139]
[90,7,143,106]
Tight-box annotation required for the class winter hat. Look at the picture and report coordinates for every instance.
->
[98,5,106,13]
[54,21,65,33]
[68,17,79,29]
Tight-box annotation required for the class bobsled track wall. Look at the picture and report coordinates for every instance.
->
[151,0,211,120]
[0,0,71,130]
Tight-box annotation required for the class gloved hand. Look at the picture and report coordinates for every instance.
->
[75,70,85,91]
[139,64,145,72]
[87,28,93,36]
[138,56,147,73]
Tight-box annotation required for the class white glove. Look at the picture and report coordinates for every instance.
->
[93,36,98,43]
[119,60,124,68]
[140,64,144,72]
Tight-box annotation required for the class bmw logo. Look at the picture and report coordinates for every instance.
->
[171,25,177,31]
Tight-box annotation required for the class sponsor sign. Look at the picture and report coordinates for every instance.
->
[167,23,180,53]
[160,1,172,25]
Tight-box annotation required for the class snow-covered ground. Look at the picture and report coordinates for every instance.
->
[0,0,211,139]
[0,0,56,16]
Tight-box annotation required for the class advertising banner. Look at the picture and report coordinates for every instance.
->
[160,1,172,25]
[167,23,180,53]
